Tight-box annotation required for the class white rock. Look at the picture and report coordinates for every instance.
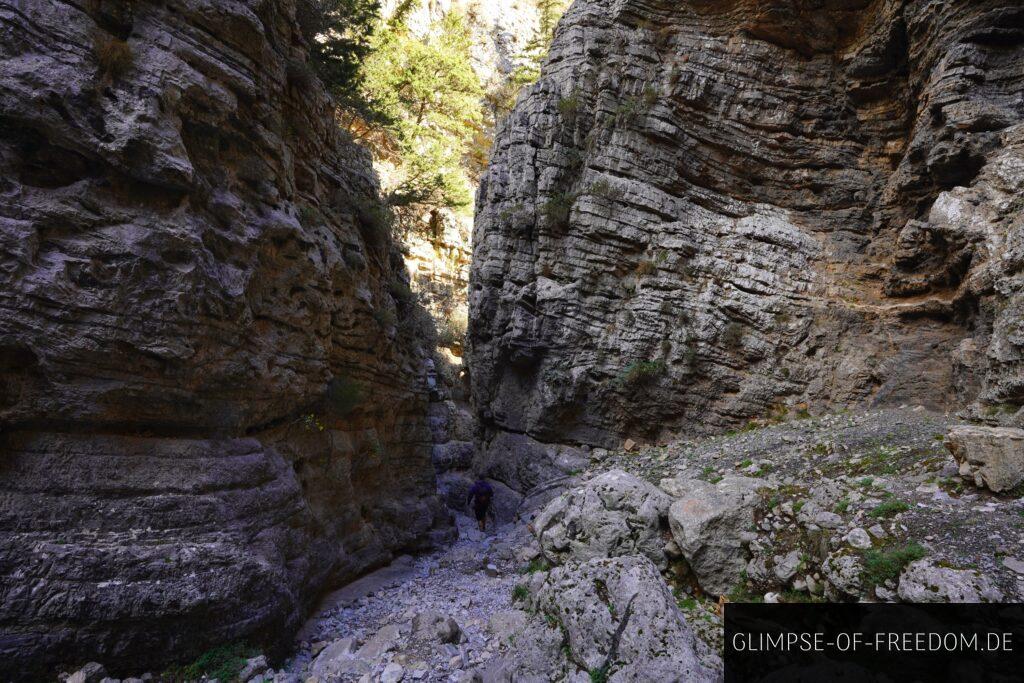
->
[898,560,1004,603]
[845,528,872,550]
[380,664,405,683]
[666,475,764,595]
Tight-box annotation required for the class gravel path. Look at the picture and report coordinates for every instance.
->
[283,515,530,682]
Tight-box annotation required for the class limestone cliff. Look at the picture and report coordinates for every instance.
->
[470,0,1024,471]
[0,0,451,676]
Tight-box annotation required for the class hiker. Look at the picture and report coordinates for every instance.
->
[466,479,494,531]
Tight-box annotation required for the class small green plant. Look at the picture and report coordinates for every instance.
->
[301,413,325,432]
[793,500,805,513]
[589,179,623,201]
[162,642,257,683]
[557,92,581,117]
[861,543,926,587]
[721,322,746,350]
[869,499,911,519]
[677,595,697,611]
[834,498,850,514]
[738,459,753,468]
[859,477,875,488]
[523,558,550,574]
[541,191,578,230]
[726,582,764,604]
[589,666,610,683]
[512,585,529,602]
[94,35,133,79]
[618,359,667,387]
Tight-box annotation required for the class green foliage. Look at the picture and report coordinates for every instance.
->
[557,91,581,118]
[834,498,850,514]
[868,498,911,519]
[352,195,395,249]
[861,543,926,587]
[435,315,467,348]
[677,595,697,611]
[162,642,257,683]
[618,360,667,387]
[94,36,133,79]
[540,191,578,230]
[505,0,571,93]
[726,582,764,603]
[360,11,483,213]
[512,584,529,602]
[523,558,550,574]
[298,0,381,113]
[589,666,610,683]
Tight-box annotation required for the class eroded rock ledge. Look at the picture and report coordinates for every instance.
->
[0,0,451,676]
[469,0,1024,466]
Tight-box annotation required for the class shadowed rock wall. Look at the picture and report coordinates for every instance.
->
[0,0,451,676]
[469,0,1024,466]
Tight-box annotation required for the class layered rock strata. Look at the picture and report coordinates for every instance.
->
[470,0,1024,470]
[0,0,450,676]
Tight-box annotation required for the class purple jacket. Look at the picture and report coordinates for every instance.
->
[467,480,494,506]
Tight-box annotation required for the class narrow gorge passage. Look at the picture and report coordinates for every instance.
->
[2,0,1024,681]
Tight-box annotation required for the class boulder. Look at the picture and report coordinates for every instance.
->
[356,623,407,661]
[487,610,529,645]
[665,475,763,595]
[310,638,368,679]
[411,611,462,644]
[946,425,1024,492]
[822,552,863,600]
[533,470,672,568]
[432,441,476,473]
[897,560,1004,603]
[67,663,108,683]
[238,655,268,682]
[381,663,405,683]
[491,556,720,681]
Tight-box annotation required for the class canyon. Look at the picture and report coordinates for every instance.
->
[1,0,1023,680]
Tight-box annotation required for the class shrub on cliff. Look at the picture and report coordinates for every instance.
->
[93,35,133,79]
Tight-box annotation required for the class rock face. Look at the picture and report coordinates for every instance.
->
[946,424,1024,492]
[0,0,451,677]
[491,556,720,681]
[533,469,672,568]
[469,0,1024,461]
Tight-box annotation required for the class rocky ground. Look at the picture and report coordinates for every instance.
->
[592,407,1024,605]
[61,408,1024,683]
[278,515,532,682]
